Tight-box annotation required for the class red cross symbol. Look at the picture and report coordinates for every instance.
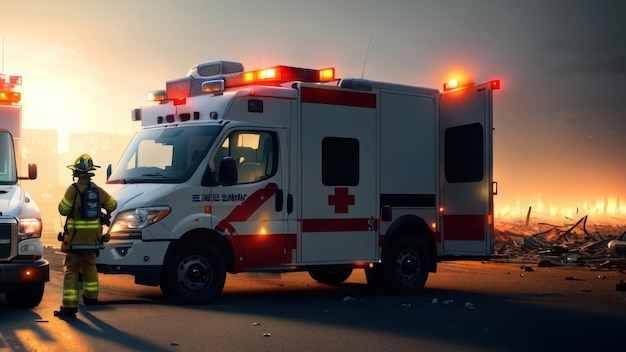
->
[328,187,355,213]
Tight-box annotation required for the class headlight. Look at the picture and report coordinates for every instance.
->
[110,206,171,233]
[18,218,43,241]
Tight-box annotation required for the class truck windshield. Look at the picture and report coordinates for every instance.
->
[0,132,17,185]
[108,125,222,184]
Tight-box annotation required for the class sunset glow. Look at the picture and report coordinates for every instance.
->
[1,1,624,236]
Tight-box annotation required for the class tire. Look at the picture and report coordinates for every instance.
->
[308,268,353,285]
[160,241,226,305]
[383,236,430,295]
[364,265,385,291]
[4,282,45,308]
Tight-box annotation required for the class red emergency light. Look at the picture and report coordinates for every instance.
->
[0,91,21,104]
[162,64,336,101]
[240,66,335,85]
[443,79,474,91]
[443,79,501,91]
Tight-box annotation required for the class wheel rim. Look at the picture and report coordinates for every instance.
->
[395,248,421,284]
[176,254,213,293]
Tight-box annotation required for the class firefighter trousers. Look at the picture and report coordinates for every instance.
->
[62,251,99,309]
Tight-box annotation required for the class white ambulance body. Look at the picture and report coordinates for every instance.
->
[96,61,499,304]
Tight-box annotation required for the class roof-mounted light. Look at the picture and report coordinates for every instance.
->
[147,90,166,102]
[10,76,22,85]
[490,80,501,90]
[0,91,21,104]
[237,65,335,86]
[159,62,337,101]
[202,80,225,93]
[443,79,474,91]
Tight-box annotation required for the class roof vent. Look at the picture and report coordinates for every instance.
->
[186,61,244,78]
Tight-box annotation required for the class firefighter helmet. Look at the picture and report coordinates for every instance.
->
[67,154,100,172]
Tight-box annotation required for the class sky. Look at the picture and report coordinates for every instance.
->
[1,0,625,221]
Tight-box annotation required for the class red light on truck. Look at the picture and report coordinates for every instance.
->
[490,80,501,90]
[0,91,21,104]
[443,80,458,91]
[319,68,335,81]
[173,97,186,106]
[259,68,277,80]
[236,66,336,86]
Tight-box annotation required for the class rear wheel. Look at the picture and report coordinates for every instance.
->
[4,282,45,308]
[383,236,430,294]
[160,241,226,305]
[308,268,353,285]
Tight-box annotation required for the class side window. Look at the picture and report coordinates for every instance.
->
[322,137,359,186]
[445,123,484,183]
[214,130,277,184]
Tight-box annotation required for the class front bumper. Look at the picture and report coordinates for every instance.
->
[0,259,50,291]
[96,240,168,277]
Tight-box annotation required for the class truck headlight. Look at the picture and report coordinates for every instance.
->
[18,218,43,241]
[110,207,171,234]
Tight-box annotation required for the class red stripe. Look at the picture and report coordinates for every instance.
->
[443,215,485,241]
[301,218,379,232]
[301,86,376,108]
[216,182,278,233]
[223,183,278,222]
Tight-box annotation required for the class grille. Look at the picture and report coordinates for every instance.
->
[0,222,12,259]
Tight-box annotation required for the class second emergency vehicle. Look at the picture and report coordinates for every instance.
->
[0,74,49,307]
[97,60,499,304]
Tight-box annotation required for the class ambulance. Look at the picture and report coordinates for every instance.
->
[0,74,48,307]
[96,60,500,304]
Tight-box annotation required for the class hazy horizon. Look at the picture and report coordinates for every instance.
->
[3,0,625,231]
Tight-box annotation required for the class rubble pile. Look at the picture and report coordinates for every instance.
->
[494,215,626,269]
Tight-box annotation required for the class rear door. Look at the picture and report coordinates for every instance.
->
[439,82,497,255]
[298,85,378,263]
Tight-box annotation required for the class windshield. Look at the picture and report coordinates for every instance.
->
[108,125,222,184]
[0,131,17,185]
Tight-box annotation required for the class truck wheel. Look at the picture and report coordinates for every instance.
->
[308,268,353,285]
[364,265,386,291]
[384,236,430,295]
[160,241,226,305]
[4,282,45,308]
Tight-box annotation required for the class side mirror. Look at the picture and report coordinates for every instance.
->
[219,157,238,186]
[28,163,37,180]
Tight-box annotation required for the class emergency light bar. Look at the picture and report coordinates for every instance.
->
[443,79,501,91]
[0,91,21,104]
[0,74,22,104]
[240,66,335,85]
[158,61,336,102]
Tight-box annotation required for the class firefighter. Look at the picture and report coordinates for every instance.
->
[54,154,117,318]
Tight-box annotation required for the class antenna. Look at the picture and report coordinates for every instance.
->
[361,35,373,79]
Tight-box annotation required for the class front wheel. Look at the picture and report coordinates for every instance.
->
[160,241,226,305]
[4,282,45,308]
[384,236,430,295]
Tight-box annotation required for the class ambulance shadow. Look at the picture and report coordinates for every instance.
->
[206,284,626,351]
